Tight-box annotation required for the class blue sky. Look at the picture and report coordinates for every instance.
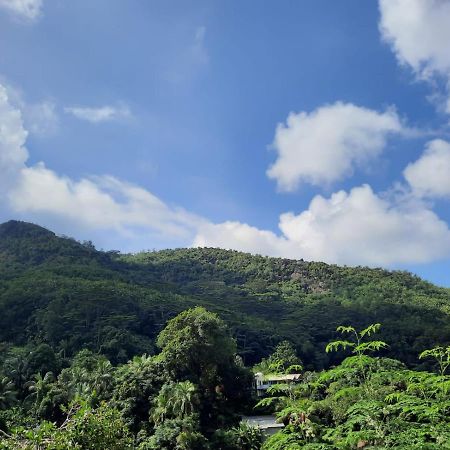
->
[1,0,450,287]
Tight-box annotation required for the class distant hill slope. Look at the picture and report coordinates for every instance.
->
[0,220,449,368]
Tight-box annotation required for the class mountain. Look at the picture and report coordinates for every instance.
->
[0,220,449,368]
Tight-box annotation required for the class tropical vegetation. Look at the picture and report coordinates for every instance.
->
[0,220,449,448]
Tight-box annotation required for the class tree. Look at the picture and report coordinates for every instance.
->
[157,307,252,431]
[138,417,209,450]
[112,354,166,433]
[27,343,60,377]
[157,307,237,385]
[152,381,199,424]
[325,323,388,358]
[58,350,115,404]
[263,341,302,374]
[0,378,16,410]
[419,344,450,400]
[25,371,55,411]
[0,399,133,449]
[2,352,30,400]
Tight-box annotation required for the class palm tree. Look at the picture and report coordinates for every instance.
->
[3,354,29,397]
[152,381,199,424]
[58,358,114,403]
[91,360,114,399]
[171,381,198,417]
[0,377,17,409]
[25,372,54,407]
[66,366,86,397]
[131,354,153,374]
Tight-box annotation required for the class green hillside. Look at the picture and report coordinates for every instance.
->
[0,220,449,449]
[0,220,449,369]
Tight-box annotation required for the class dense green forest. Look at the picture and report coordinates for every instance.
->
[0,220,449,448]
[1,220,449,369]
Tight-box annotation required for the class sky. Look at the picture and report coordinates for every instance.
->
[1,0,450,287]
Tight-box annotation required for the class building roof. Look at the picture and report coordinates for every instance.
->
[254,372,301,382]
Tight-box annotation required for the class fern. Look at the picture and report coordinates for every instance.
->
[325,340,354,353]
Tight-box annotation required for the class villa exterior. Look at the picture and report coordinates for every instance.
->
[254,372,301,396]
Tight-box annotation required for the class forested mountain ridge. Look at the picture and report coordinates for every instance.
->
[0,220,449,369]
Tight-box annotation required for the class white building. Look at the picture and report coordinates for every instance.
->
[254,372,301,396]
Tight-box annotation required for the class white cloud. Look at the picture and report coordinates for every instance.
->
[404,139,450,198]
[9,164,204,240]
[24,100,58,136]
[2,81,450,267]
[64,104,131,123]
[278,185,450,265]
[267,102,403,191]
[194,185,450,266]
[1,82,59,137]
[193,221,293,258]
[0,0,42,21]
[379,0,450,112]
[0,82,201,244]
[0,84,28,194]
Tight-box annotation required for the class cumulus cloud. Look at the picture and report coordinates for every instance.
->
[1,82,59,137]
[0,82,201,244]
[0,85,28,194]
[404,139,450,198]
[193,221,293,258]
[8,164,203,240]
[2,81,450,267]
[194,185,450,266]
[64,104,131,123]
[278,185,450,265]
[0,0,42,21]
[267,102,403,191]
[379,0,450,112]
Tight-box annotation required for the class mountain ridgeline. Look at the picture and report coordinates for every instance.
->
[0,220,449,370]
